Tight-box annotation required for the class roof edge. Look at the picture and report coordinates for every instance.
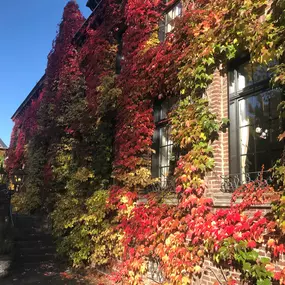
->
[11,1,104,121]
[73,0,103,43]
[11,75,46,120]
[0,138,8,149]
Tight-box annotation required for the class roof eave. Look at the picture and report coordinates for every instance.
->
[11,0,104,121]
[73,0,104,43]
[11,74,46,121]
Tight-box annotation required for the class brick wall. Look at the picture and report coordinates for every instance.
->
[193,259,242,285]
[205,68,230,206]
[194,69,285,285]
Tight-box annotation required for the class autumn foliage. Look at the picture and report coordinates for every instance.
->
[6,0,285,284]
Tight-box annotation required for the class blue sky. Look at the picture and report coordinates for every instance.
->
[0,0,91,146]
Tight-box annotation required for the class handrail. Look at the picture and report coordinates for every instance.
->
[143,171,273,195]
[220,170,272,193]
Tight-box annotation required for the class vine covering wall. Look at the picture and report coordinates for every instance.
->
[0,149,5,167]
[6,0,285,284]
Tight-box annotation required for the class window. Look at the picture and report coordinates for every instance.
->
[229,57,283,176]
[116,30,124,74]
[152,99,175,186]
[159,1,182,41]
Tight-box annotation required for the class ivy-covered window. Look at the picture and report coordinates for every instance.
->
[152,99,174,186]
[159,1,182,41]
[229,57,283,176]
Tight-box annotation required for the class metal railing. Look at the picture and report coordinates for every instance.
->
[143,177,176,194]
[220,171,272,193]
[142,171,273,196]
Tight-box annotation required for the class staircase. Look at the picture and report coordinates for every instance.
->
[1,214,85,285]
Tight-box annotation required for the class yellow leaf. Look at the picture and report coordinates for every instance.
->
[200,132,206,140]
[140,263,147,274]
[182,276,191,284]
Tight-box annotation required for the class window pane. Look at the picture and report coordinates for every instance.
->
[168,144,173,160]
[151,128,160,178]
[174,2,182,17]
[160,146,168,167]
[153,97,175,185]
[166,10,174,33]
[256,151,271,171]
[154,105,160,123]
[255,93,269,127]
[237,62,253,91]
[166,126,173,145]
[159,127,173,164]
[160,127,167,146]
[165,2,182,33]
[252,64,269,83]
[239,126,255,154]
[270,119,281,144]
[160,100,169,121]
[229,59,282,176]
[159,125,173,184]
[229,102,239,174]
[160,167,169,187]
[239,97,255,127]
[240,153,255,173]
[271,150,283,166]
[161,167,169,177]
[154,98,174,122]
[255,123,269,152]
[229,70,235,95]
[269,89,282,119]
[239,94,270,127]
[160,126,173,146]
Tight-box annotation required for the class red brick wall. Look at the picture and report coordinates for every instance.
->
[198,71,285,285]
[193,259,242,285]
[205,68,230,205]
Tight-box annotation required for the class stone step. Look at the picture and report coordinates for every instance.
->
[13,214,42,222]
[16,245,56,255]
[15,238,55,249]
[16,253,56,263]
[20,260,58,269]
[1,215,84,284]
[15,226,49,233]
[13,215,47,229]
[15,233,54,242]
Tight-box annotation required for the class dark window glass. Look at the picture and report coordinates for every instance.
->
[237,61,254,90]
[159,126,173,186]
[252,64,269,83]
[152,98,175,186]
[229,59,283,175]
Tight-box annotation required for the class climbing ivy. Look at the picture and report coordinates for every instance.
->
[6,0,285,284]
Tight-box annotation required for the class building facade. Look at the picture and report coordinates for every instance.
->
[0,139,7,166]
[8,0,285,284]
